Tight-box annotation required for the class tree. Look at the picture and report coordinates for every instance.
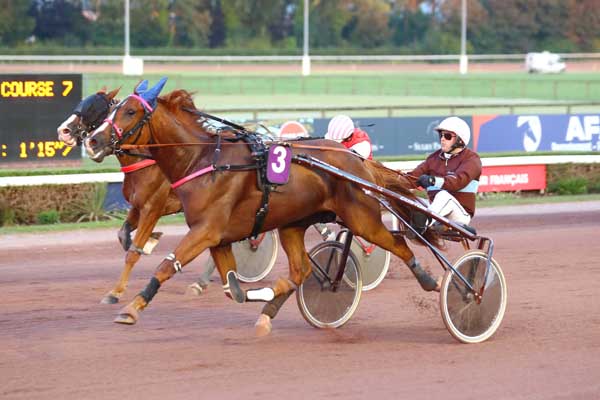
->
[566,0,600,51]
[307,0,353,48]
[479,0,539,53]
[28,0,91,46]
[346,0,392,48]
[89,0,124,47]
[209,0,226,47]
[389,2,431,48]
[130,0,170,47]
[438,0,494,53]
[268,0,296,44]
[169,0,212,47]
[0,1,35,46]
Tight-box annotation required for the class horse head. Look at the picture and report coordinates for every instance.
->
[57,87,120,147]
[85,78,167,162]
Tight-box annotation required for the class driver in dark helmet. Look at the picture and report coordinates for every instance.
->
[410,116,482,231]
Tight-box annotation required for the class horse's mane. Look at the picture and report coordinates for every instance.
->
[159,89,198,113]
[158,89,239,139]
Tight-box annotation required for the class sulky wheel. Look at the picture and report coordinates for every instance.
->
[440,250,507,344]
[339,231,390,291]
[210,231,279,283]
[234,230,279,283]
[297,241,362,329]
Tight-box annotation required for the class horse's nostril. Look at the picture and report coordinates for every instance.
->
[61,127,71,135]
[89,138,97,147]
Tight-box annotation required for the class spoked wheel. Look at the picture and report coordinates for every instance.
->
[440,250,507,344]
[339,232,390,291]
[233,231,279,283]
[297,241,362,329]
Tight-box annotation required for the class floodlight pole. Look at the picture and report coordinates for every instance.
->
[124,0,130,57]
[459,0,468,74]
[302,0,311,76]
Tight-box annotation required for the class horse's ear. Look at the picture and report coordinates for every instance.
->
[140,77,168,108]
[107,87,121,100]
[135,79,149,95]
[97,86,107,94]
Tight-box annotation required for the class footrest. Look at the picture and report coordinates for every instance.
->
[460,224,477,235]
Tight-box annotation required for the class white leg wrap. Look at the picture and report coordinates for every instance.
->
[246,288,275,302]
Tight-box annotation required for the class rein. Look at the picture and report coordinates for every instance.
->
[119,141,352,153]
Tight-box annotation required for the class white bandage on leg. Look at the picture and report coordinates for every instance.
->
[428,190,471,225]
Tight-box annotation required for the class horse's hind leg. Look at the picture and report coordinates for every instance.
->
[254,226,310,337]
[342,209,440,292]
[101,207,162,304]
[208,245,247,303]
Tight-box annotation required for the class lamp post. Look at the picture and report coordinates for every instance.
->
[125,0,130,57]
[459,0,468,74]
[302,0,311,76]
[122,0,143,75]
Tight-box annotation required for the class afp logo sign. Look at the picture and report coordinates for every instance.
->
[517,116,542,152]
[474,114,600,152]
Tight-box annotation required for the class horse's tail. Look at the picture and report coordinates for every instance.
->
[363,159,415,196]
[363,159,442,247]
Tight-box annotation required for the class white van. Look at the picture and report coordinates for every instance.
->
[525,51,566,73]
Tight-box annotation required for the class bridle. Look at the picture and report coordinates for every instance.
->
[72,93,117,142]
[101,94,155,153]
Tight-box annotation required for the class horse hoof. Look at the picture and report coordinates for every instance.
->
[254,314,272,337]
[114,314,136,325]
[186,282,207,297]
[100,294,120,304]
[114,305,139,325]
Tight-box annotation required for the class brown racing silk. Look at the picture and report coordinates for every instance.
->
[410,148,482,217]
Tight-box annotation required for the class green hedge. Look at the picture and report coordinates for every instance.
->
[0,183,111,226]
[546,163,600,194]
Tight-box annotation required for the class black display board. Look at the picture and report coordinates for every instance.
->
[0,74,82,162]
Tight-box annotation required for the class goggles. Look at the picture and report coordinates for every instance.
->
[438,131,456,141]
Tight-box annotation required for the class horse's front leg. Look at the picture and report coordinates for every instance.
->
[101,207,162,304]
[117,207,140,251]
[114,226,219,325]
[254,226,310,337]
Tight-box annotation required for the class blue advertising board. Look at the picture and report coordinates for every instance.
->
[474,114,600,152]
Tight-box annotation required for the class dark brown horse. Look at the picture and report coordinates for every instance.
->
[85,80,440,336]
[57,88,183,304]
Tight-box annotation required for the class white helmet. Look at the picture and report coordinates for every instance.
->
[326,115,355,142]
[435,117,471,147]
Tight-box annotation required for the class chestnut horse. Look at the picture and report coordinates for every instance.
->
[85,79,440,336]
[57,88,187,304]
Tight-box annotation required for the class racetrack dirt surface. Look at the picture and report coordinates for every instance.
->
[1,203,599,400]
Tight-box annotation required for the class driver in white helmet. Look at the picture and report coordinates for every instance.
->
[325,115,373,159]
[411,116,482,230]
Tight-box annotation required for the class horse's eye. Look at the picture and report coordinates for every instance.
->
[126,109,136,116]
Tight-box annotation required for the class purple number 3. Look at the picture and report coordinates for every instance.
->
[271,146,287,173]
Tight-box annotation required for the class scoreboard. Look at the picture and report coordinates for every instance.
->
[0,74,82,163]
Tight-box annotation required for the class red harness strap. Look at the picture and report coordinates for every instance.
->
[170,165,215,189]
[120,159,157,173]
